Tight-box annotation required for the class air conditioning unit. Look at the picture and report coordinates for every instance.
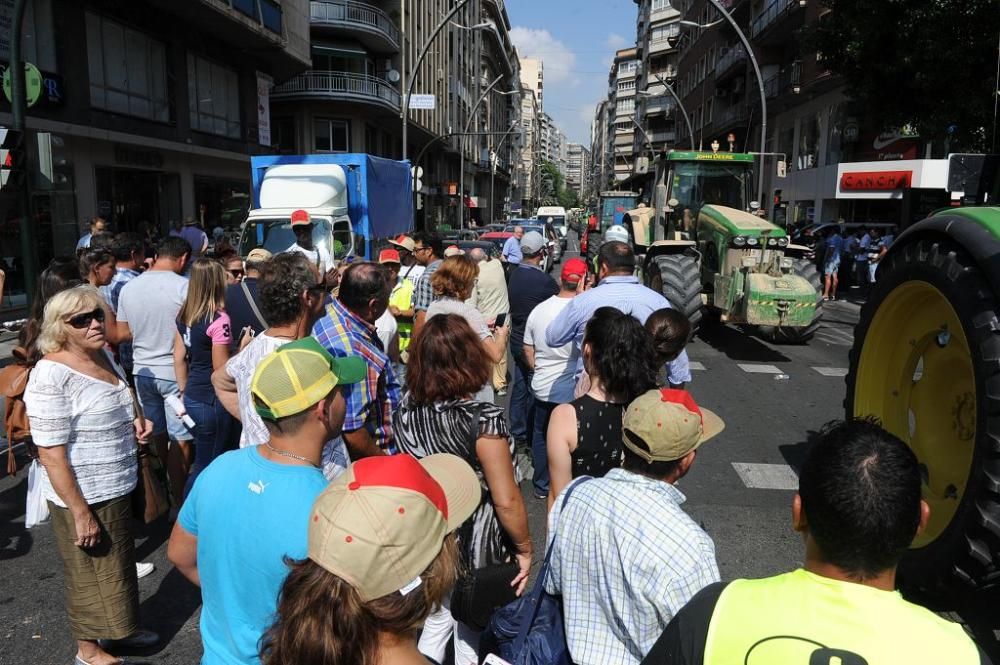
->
[634,156,650,174]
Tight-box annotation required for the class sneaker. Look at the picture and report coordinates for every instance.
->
[136,562,155,580]
[98,629,160,650]
[533,490,549,500]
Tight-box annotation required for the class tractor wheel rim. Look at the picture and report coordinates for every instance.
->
[854,281,976,547]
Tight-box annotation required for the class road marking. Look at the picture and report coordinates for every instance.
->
[737,363,783,374]
[689,361,706,371]
[813,367,848,377]
[732,463,799,490]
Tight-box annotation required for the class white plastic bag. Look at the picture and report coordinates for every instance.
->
[25,459,49,528]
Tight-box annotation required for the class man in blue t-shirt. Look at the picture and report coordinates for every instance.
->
[507,231,559,454]
[168,338,365,665]
[821,225,845,301]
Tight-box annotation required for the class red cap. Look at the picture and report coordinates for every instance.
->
[290,209,312,227]
[379,248,401,264]
[560,257,588,284]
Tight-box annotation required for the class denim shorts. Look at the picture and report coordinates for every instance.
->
[135,373,191,441]
[824,255,841,275]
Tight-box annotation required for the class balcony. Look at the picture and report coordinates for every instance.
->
[764,62,801,101]
[713,103,751,132]
[310,0,400,53]
[644,96,674,116]
[649,130,676,144]
[647,36,677,56]
[714,45,747,82]
[272,71,401,111]
[751,0,806,43]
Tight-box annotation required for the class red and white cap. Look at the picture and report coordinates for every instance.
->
[290,209,312,227]
[308,454,481,601]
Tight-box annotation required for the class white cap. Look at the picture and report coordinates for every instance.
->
[605,225,630,244]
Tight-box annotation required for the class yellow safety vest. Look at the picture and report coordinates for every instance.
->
[704,569,981,664]
[390,280,415,354]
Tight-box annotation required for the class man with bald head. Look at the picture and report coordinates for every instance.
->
[313,261,402,459]
[469,246,511,394]
[503,225,525,265]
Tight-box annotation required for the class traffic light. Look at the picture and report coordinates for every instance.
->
[773,188,785,209]
[0,127,24,190]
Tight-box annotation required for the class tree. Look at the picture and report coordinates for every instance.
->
[540,160,580,208]
[808,0,1000,151]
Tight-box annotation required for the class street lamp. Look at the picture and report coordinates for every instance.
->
[401,0,472,161]
[489,120,521,223]
[682,2,768,207]
[458,75,519,227]
[637,72,695,150]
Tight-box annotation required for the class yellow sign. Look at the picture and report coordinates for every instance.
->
[695,152,738,161]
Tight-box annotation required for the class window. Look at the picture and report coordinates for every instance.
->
[650,24,678,43]
[188,54,241,138]
[86,13,169,121]
[617,98,635,114]
[618,79,636,91]
[273,117,296,153]
[797,112,821,170]
[652,0,672,11]
[314,118,350,152]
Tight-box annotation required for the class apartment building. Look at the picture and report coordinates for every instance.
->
[566,142,591,197]
[518,83,541,212]
[634,0,682,157]
[610,48,640,182]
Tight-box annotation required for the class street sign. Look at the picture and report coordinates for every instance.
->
[408,94,436,110]
[776,160,787,178]
[2,62,43,107]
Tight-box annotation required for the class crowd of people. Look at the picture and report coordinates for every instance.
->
[816,224,896,301]
[11,219,992,665]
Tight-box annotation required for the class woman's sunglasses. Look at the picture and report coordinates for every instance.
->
[67,308,106,329]
[229,269,245,279]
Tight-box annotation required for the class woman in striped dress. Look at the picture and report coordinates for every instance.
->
[392,314,531,665]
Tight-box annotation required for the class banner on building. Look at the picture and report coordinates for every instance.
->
[256,71,273,147]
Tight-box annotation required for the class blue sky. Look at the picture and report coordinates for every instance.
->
[505,0,638,147]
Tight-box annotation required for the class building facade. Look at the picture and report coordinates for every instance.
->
[566,142,590,198]
[2,0,311,311]
[634,0,681,157]
[610,48,640,182]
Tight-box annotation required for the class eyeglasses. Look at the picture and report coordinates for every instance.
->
[66,308,106,329]
[229,269,245,279]
[414,246,431,254]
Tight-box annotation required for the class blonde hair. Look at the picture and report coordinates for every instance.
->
[36,285,107,355]
[431,255,478,301]
[178,258,227,327]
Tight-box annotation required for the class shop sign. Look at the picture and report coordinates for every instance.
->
[0,61,64,108]
[840,170,912,191]
[446,182,458,196]
[114,145,165,169]
[256,71,272,147]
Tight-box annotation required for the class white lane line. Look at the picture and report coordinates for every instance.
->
[813,367,848,377]
[737,363,783,374]
[732,462,799,490]
[689,361,706,371]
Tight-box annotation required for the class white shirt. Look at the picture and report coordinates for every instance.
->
[226,333,349,480]
[524,295,578,403]
[400,263,425,287]
[24,358,138,507]
[284,242,333,275]
[375,308,397,353]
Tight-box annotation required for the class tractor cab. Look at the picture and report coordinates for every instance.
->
[661,151,756,236]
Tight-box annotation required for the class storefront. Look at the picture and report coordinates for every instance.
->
[835,160,951,228]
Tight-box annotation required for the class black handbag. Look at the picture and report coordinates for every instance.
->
[449,403,520,630]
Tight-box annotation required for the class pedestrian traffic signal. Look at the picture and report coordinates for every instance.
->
[411,165,423,192]
[0,127,24,190]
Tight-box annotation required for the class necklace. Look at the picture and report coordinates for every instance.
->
[263,441,319,468]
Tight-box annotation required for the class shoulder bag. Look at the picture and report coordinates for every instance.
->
[449,403,520,631]
[0,346,33,476]
[479,476,593,665]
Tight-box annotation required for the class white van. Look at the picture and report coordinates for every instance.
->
[536,205,568,239]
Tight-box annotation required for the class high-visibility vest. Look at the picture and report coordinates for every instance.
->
[390,280,415,354]
[703,569,981,664]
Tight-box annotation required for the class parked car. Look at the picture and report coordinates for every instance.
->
[457,239,503,260]
[483,229,553,273]
[441,228,480,245]
[505,220,561,267]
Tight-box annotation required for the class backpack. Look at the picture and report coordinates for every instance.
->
[0,346,33,476]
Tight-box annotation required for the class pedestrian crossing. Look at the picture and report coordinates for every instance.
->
[687,361,849,377]
[731,463,799,490]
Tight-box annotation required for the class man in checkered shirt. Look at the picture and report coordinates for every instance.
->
[545,389,724,665]
[410,230,444,339]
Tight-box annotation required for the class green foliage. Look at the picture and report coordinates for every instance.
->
[807,0,1000,150]
[540,160,581,209]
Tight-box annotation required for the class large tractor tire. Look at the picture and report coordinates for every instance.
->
[647,254,703,332]
[846,236,1000,603]
[758,258,823,343]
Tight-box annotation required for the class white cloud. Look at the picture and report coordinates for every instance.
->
[510,26,576,84]
[605,33,628,49]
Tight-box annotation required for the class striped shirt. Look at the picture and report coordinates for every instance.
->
[545,470,720,665]
[312,298,401,454]
[412,259,442,312]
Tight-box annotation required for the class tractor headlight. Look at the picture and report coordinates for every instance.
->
[777,237,789,247]
[746,237,759,247]
[767,237,778,247]
[733,236,747,247]
[780,257,794,270]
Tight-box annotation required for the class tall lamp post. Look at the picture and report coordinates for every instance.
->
[401,0,472,161]
[457,74,518,227]
[489,121,521,223]
[681,3,768,206]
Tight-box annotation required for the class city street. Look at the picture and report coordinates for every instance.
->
[6,246,995,664]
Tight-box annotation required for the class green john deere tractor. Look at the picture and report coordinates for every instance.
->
[624,150,822,342]
[847,154,1000,603]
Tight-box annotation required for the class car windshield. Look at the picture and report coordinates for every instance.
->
[239,217,352,260]
[669,161,752,220]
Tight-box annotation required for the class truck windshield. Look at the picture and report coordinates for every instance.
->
[239,218,352,260]
[669,162,751,221]
[600,197,637,230]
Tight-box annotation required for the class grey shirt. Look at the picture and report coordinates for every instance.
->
[118,270,189,380]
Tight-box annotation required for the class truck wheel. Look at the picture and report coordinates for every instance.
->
[846,236,1000,603]
[647,254,703,332]
[758,258,823,343]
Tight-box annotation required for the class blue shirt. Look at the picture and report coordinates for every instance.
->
[545,275,692,385]
[179,446,327,665]
[502,235,523,264]
[508,263,559,351]
[824,234,844,261]
[224,278,265,351]
[102,267,140,372]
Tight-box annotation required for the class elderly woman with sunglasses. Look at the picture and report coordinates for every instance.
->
[24,285,159,665]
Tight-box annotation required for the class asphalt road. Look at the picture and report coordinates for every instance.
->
[2,243,997,663]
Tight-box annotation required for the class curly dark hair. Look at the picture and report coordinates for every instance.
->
[582,307,657,403]
[406,314,491,404]
[258,253,321,325]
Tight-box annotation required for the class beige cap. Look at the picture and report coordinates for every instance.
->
[388,234,416,253]
[246,248,273,263]
[308,454,481,601]
[622,388,724,462]
[444,245,465,257]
